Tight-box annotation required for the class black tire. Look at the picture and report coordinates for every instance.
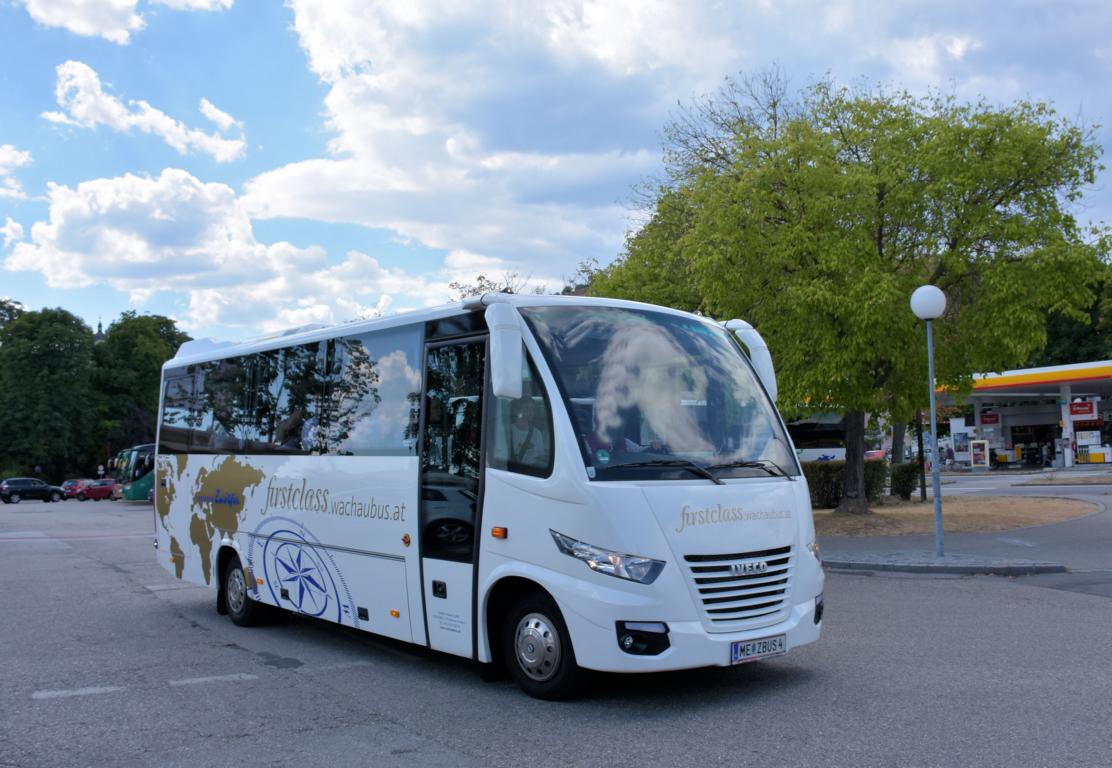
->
[77,493,86,501]
[10,493,20,504]
[502,592,581,700]
[50,492,62,503]
[223,554,264,627]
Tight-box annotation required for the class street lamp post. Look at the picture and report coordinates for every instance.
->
[911,285,947,557]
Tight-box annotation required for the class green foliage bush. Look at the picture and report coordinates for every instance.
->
[801,461,844,508]
[864,459,888,502]
[890,461,921,500]
[802,459,888,508]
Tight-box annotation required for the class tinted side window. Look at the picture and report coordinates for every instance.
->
[159,370,193,454]
[321,328,423,456]
[488,349,554,477]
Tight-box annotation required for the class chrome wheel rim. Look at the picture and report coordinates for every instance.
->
[226,566,247,615]
[514,612,561,682]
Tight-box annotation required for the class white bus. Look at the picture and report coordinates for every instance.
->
[154,295,824,699]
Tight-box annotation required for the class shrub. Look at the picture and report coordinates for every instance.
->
[864,459,887,502]
[890,461,921,500]
[801,459,889,508]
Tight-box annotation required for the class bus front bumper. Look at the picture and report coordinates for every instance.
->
[560,596,823,674]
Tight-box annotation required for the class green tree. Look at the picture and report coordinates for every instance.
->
[1026,271,1112,366]
[0,309,96,478]
[93,312,191,451]
[0,298,23,328]
[595,72,1108,513]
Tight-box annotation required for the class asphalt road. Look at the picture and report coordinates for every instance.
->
[2,498,1111,768]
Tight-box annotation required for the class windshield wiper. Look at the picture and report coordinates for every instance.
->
[615,459,725,485]
[705,459,795,480]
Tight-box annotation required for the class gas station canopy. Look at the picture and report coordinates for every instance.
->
[955,360,1112,467]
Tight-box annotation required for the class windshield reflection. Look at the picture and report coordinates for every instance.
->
[520,306,799,480]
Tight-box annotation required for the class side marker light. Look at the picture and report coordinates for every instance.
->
[491,527,508,539]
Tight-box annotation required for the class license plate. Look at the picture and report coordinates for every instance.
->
[730,634,786,664]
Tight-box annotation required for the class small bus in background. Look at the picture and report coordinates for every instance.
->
[112,444,155,501]
[154,295,824,699]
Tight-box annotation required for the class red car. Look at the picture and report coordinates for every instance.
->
[76,478,117,501]
[62,479,92,499]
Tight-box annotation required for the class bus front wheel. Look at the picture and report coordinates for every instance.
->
[502,592,581,700]
[223,555,264,627]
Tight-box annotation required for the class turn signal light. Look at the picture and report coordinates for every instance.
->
[390,609,401,618]
[491,527,508,539]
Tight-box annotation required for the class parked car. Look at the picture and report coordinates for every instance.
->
[77,478,117,502]
[1,477,65,504]
[61,479,92,499]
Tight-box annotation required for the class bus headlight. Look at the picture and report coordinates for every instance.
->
[550,530,665,584]
[806,538,821,563]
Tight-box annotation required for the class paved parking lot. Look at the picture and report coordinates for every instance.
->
[3,499,1110,768]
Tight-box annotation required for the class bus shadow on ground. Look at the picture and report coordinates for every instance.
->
[279,610,815,707]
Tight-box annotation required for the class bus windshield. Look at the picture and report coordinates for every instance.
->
[520,306,800,481]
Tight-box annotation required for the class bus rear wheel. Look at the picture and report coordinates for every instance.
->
[502,592,581,700]
[223,555,264,627]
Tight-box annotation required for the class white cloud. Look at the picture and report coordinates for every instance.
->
[3,168,556,334]
[20,0,144,44]
[199,98,241,132]
[0,144,33,201]
[42,62,245,163]
[153,0,232,10]
[867,32,984,87]
[542,0,733,77]
[243,1,674,280]
[1,218,24,248]
[945,35,982,61]
[18,0,231,44]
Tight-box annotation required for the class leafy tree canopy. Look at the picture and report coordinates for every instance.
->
[94,311,192,447]
[0,297,23,329]
[0,308,96,478]
[1026,269,1112,366]
[593,71,1109,511]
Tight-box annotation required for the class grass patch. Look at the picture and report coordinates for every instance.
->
[814,495,1095,537]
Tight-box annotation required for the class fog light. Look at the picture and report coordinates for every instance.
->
[814,593,825,625]
[615,621,670,655]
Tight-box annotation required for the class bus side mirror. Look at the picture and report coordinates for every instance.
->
[724,319,778,403]
[486,302,523,400]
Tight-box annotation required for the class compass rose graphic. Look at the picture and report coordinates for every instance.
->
[274,544,328,614]
[249,517,357,625]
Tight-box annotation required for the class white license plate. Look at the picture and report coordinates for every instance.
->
[730,634,786,664]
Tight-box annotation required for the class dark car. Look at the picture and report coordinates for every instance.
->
[77,478,117,501]
[1,477,65,504]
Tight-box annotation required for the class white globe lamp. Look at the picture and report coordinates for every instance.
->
[911,284,946,556]
[910,285,946,320]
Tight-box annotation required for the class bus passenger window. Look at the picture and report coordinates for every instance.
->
[488,351,553,477]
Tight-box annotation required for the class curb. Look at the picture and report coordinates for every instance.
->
[823,557,1067,576]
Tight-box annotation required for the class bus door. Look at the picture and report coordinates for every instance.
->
[419,337,487,658]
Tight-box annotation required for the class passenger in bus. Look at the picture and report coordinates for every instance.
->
[510,405,544,466]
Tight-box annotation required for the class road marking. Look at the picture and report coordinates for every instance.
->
[144,582,207,592]
[296,660,375,674]
[169,673,258,686]
[995,537,1037,548]
[0,533,150,542]
[32,686,124,700]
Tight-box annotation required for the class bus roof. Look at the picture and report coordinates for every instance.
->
[165,294,721,370]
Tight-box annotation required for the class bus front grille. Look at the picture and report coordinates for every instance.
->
[683,546,793,631]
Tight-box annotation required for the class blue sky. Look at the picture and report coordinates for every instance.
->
[2,0,1111,340]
